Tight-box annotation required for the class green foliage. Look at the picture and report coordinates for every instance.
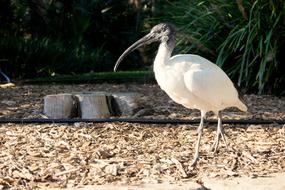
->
[0,0,151,78]
[151,0,285,95]
[216,0,285,95]
[1,0,285,94]
[25,71,155,83]
[0,36,109,78]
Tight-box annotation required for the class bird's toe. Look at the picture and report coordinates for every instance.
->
[211,141,219,154]
[190,155,200,167]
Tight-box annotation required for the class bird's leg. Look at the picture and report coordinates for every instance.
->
[211,112,228,153]
[191,112,205,166]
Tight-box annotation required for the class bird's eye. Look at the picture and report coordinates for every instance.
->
[155,30,161,34]
[155,29,163,34]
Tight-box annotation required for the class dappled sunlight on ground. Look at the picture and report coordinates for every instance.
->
[0,84,284,189]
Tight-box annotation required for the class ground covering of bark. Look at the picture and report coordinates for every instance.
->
[0,83,284,189]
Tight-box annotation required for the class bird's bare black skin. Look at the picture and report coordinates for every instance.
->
[114,23,175,71]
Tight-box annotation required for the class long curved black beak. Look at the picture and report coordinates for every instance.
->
[114,33,156,72]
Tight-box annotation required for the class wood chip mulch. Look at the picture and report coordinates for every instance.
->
[0,83,285,189]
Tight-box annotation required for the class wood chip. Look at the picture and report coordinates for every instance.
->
[171,158,188,178]
[55,168,79,176]
[0,84,284,188]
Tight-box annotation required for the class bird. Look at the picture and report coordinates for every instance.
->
[114,23,247,166]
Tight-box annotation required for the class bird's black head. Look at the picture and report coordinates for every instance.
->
[149,23,175,43]
[114,23,176,71]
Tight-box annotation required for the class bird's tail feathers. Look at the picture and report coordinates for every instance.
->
[237,100,247,112]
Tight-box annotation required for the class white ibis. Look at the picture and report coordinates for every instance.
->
[114,23,247,166]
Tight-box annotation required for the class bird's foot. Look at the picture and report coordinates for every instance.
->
[221,131,229,150]
[211,129,229,153]
[190,154,199,167]
[211,136,220,153]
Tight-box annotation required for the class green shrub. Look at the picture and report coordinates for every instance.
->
[0,37,110,78]
[25,71,155,83]
[0,0,151,78]
[150,0,285,95]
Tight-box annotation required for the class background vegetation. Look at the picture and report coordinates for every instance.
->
[0,0,284,95]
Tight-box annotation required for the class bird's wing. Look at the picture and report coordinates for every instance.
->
[182,56,239,112]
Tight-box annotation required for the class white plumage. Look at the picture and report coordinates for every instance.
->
[114,23,247,166]
[154,43,246,113]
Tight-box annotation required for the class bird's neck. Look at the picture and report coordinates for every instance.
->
[153,37,175,91]
[154,37,175,70]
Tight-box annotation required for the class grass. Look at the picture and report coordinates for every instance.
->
[24,71,155,84]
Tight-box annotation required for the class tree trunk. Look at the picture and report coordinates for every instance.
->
[44,94,77,119]
[76,93,111,119]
